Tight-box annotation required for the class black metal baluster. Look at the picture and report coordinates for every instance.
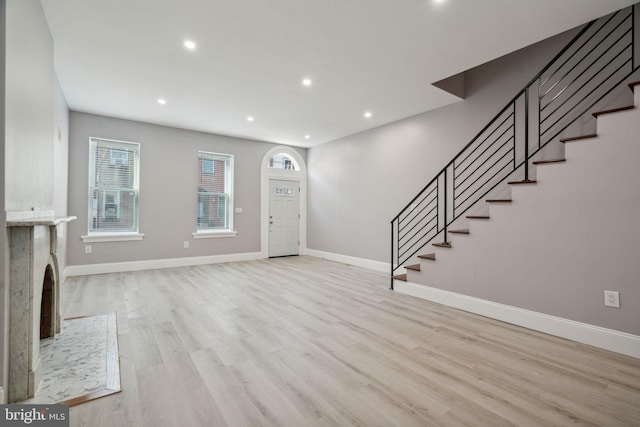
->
[537,78,542,149]
[390,220,395,290]
[436,177,439,237]
[524,91,529,180]
[443,170,448,245]
[633,4,636,69]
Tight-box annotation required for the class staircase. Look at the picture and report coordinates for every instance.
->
[396,82,640,346]
[391,4,640,285]
[389,5,640,353]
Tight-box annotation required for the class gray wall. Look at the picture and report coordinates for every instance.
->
[4,0,54,212]
[0,0,6,403]
[67,112,306,266]
[307,29,580,263]
[53,78,69,279]
[53,78,69,219]
[1,0,68,400]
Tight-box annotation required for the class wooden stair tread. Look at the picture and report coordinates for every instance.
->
[486,199,512,203]
[432,242,452,248]
[628,81,640,91]
[393,274,407,281]
[467,215,490,220]
[508,179,537,185]
[449,229,470,235]
[592,105,635,117]
[560,134,597,143]
[532,159,565,165]
[418,253,436,260]
[405,264,421,271]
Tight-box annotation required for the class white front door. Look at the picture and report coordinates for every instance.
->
[269,179,300,257]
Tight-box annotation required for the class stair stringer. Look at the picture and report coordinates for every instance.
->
[403,104,640,339]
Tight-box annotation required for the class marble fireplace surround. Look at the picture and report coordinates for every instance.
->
[6,212,75,403]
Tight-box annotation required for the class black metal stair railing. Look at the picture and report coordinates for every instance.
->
[391,4,639,288]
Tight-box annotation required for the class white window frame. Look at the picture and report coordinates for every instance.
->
[193,151,237,239]
[82,137,144,243]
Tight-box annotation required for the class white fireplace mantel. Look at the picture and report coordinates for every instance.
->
[6,214,75,403]
[7,216,77,227]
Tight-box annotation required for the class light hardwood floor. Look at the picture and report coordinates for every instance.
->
[62,256,640,426]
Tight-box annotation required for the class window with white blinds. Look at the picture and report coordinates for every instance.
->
[197,151,233,231]
[88,138,140,234]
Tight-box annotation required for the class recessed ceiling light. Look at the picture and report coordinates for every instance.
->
[184,40,196,50]
[302,78,312,87]
[157,98,167,105]
[247,116,254,122]
[304,134,310,139]
[364,111,373,118]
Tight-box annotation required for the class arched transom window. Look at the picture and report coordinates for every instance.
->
[268,153,298,171]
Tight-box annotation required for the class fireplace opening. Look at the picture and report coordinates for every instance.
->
[40,264,55,340]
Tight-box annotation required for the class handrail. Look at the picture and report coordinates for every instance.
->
[390,4,639,289]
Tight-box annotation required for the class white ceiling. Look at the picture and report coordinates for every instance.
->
[40,0,637,148]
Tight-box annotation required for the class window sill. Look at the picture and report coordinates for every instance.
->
[192,230,238,239]
[81,233,145,243]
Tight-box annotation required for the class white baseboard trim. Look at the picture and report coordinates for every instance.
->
[65,252,265,277]
[395,280,640,359]
[305,249,390,273]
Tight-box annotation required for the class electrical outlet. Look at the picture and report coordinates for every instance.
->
[604,290,620,308]
[84,245,92,254]
[183,241,189,249]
